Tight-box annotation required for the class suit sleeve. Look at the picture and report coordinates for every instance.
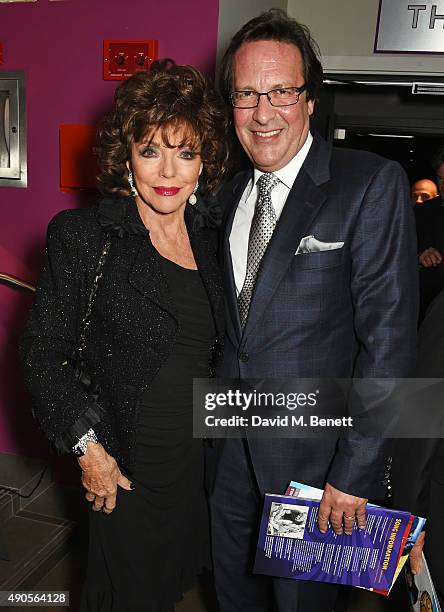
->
[326,160,419,499]
[20,213,102,452]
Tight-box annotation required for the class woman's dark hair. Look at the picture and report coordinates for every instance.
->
[219,9,323,105]
[96,60,229,196]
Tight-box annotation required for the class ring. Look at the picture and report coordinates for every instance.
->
[344,515,355,520]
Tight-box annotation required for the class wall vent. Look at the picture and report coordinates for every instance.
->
[412,83,444,95]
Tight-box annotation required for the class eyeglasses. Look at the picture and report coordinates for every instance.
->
[230,85,307,109]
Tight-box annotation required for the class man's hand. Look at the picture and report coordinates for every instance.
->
[409,531,425,575]
[318,482,367,535]
[78,442,133,514]
[419,247,442,268]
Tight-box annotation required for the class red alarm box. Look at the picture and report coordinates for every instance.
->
[103,39,158,80]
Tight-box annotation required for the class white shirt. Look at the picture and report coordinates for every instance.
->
[230,132,313,295]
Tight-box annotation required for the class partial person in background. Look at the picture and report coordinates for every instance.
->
[392,287,444,609]
[436,148,444,200]
[20,61,228,612]
[415,147,444,320]
[411,178,438,206]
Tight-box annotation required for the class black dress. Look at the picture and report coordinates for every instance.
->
[82,255,216,612]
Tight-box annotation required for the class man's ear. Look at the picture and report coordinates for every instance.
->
[308,99,315,117]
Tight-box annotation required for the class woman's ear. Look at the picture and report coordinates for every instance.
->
[126,160,131,173]
[199,163,203,176]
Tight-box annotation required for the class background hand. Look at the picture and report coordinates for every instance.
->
[419,247,442,268]
[318,482,367,535]
[409,531,425,575]
[78,442,133,514]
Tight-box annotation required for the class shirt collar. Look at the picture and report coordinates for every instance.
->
[253,131,313,190]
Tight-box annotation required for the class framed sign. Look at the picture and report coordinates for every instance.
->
[0,71,27,188]
[375,0,444,54]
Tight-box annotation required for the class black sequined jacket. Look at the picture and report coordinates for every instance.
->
[20,196,224,472]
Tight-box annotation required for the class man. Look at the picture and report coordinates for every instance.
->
[415,147,444,319]
[209,9,418,612]
[411,178,438,206]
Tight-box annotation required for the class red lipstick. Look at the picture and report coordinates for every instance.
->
[154,186,180,196]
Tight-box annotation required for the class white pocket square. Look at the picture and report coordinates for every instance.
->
[295,235,344,255]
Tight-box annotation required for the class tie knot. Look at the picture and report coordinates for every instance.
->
[257,173,279,199]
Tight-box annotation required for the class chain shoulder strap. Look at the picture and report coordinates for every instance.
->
[78,234,111,358]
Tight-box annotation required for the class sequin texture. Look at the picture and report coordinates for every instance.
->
[19,197,224,471]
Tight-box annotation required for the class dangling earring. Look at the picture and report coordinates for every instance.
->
[189,180,199,205]
[128,170,138,197]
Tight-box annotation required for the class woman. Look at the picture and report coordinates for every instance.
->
[20,61,228,611]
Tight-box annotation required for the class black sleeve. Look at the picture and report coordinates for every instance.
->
[20,212,103,452]
[54,405,103,453]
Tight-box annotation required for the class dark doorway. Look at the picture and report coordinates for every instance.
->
[333,132,442,183]
[313,76,444,182]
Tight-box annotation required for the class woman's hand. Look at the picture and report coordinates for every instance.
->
[78,442,133,514]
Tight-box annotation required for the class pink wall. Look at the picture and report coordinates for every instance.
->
[0,0,220,458]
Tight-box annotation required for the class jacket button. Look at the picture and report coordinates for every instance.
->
[239,352,249,363]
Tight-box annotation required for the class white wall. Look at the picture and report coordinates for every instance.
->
[287,0,444,75]
[216,0,287,76]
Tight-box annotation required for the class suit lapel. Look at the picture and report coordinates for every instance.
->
[128,237,175,317]
[222,171,252,342]
[243,134,332,339]
[106,198,175,318]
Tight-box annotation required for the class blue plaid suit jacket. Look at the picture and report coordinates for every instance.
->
[217,132,418,500]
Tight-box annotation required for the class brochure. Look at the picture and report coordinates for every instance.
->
[285,480,426,596]
[254,481,426,595]
[406,554,442,612]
